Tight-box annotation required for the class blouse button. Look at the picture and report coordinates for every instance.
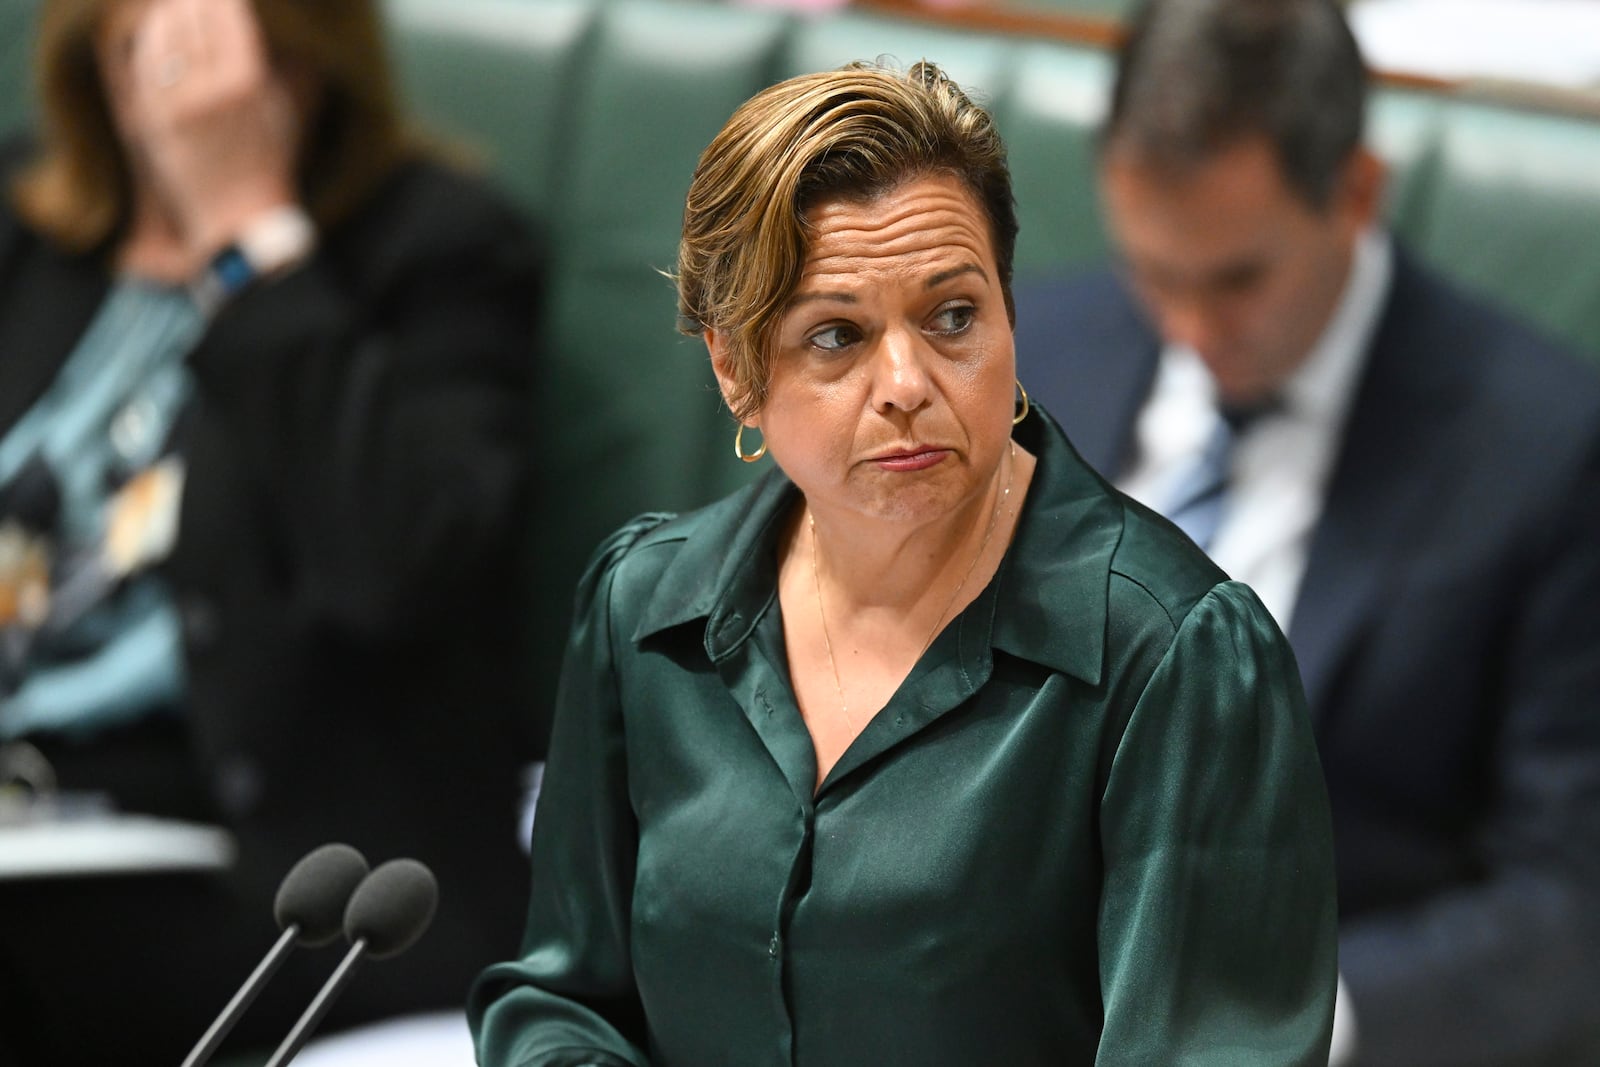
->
[768,933,781,959]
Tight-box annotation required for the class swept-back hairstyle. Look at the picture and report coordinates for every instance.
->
[676,60,1017,422]
[11,0,415,252]
[1104,0,1367,208]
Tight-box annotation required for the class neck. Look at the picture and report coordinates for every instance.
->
[804,442,1016,615]
[116,181,199,282]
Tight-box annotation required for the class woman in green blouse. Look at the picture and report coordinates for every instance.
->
[471,60,1337,1066]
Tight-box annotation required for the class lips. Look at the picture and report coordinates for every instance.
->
[869,446,950,472]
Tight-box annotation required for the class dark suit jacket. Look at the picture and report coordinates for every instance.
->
[1013,249,1600,1067]
[0,143,544,1064]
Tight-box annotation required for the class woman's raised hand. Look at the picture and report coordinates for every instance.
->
[109,0,302,258]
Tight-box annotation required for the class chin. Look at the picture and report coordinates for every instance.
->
[855,469,979,527]
[1209,368,1267,404]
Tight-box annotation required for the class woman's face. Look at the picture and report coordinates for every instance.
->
[718,173,1016,529]
[93,0,321,149]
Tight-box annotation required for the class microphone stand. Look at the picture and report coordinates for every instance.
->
[179,925,299,1067]
[260,938,369,1067]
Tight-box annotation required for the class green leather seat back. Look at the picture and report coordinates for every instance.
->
[778,9,1016,87]
[548,0,790,530]
[1367,88,1450,239]
[1403,102,1600,362]
[779,13,1115,274]
[385,0,598,221]
[0,0,40,140]
[998,41,1117,274]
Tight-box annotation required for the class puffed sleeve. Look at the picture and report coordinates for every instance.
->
[469,515,671,1067]
[1095,580,1338,1066]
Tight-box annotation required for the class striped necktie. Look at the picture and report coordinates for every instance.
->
[1163,402,1273,551]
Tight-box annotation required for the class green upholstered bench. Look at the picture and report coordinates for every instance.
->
[379,0,1600,729]
[2,0,1597,730]
[0,1,37,139]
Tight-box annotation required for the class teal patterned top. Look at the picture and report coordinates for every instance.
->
[0,278,199,739]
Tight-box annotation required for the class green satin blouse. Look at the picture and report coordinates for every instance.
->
[471,408,1337,1067]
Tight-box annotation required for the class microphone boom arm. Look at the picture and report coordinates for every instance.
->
[179,925,299,1067]
[261,938,368,1067]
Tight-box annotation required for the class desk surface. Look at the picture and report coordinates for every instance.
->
[0,814,235,880]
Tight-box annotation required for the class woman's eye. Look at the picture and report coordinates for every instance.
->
[808,325,858,352]
[929,305,975,335]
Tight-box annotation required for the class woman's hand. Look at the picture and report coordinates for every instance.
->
[110,0,302,258]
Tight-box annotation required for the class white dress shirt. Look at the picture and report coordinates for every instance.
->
[1116,228,1395,632]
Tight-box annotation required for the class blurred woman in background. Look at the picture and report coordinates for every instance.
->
[0,0,543,1062]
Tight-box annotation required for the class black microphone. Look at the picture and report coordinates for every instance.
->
[262,857,439,1067]
[179,843,370,1067]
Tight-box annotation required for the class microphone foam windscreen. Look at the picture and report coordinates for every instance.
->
[274,843,371,947]
[343,858,439,960]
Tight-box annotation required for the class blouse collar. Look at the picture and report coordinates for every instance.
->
[631,402,1122,688]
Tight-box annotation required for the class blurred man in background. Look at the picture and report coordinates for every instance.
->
[1014,0,1600,1064]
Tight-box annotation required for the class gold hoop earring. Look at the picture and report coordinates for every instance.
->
[1013,379,1030,426]
[734,423,768,463]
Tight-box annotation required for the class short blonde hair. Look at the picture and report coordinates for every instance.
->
[11,0,416,253]
[676,60,1018,422]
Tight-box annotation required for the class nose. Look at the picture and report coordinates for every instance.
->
[868,326,934,415]
[1158,295,1232,361]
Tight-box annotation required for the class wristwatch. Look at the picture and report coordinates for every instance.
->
[191,205,317,315]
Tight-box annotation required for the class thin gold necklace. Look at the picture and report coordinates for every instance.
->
[809,441,1015,726]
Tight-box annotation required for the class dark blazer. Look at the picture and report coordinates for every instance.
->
[0,143,544,1065]
[1013,249,1600,1067]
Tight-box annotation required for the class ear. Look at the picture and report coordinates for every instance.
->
[705,329,755,426]
[1337,146,1387,234]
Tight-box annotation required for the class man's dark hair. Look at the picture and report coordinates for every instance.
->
[1103,0,1368,208]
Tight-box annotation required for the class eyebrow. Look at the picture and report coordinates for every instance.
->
[786,263,990,309]
[787,290,859,309]
[927,264,988,289]
[1124,250,1269,290]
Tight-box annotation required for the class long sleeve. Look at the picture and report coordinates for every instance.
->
[1338,440,1600,1067]
[1096,580,1338,1066]
[469,516,669,1067]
